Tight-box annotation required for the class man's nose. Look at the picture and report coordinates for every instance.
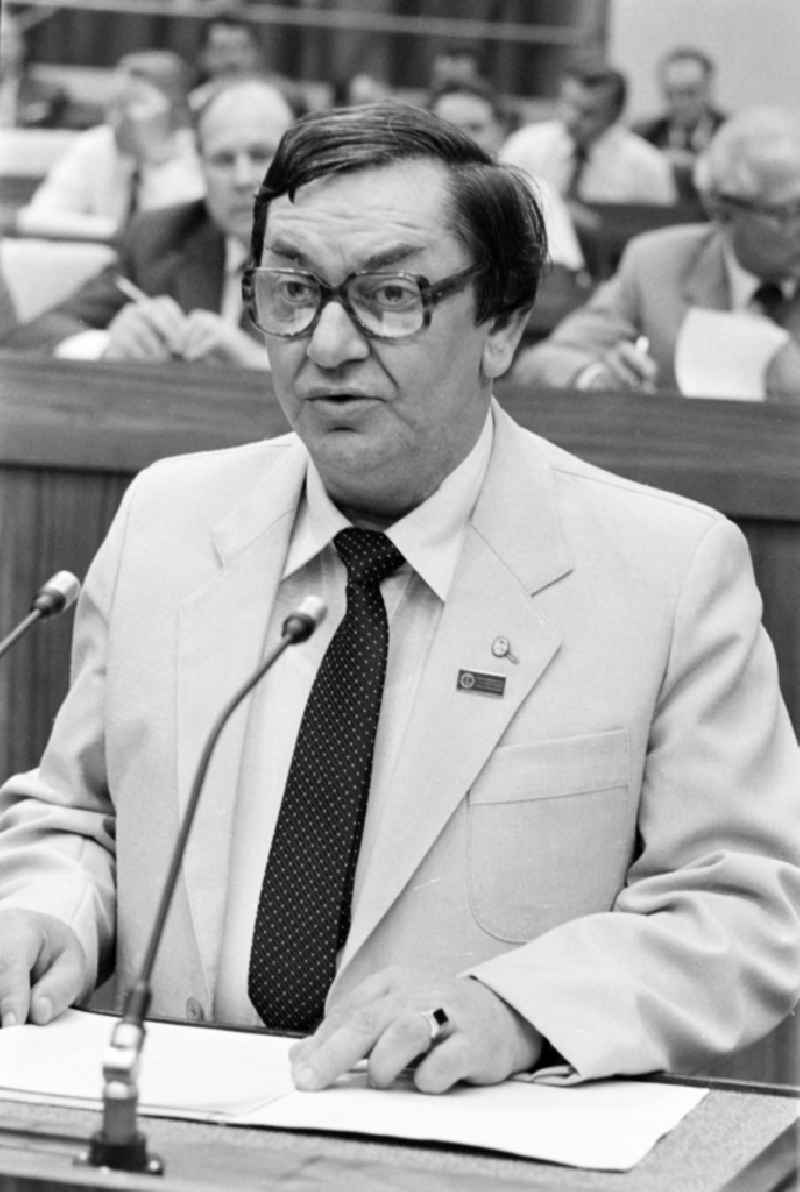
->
[231,150,260,187]
[306,299,370,368]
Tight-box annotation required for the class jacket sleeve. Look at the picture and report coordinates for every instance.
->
[468,517,800,1079]
[0,260,128,353]
[0,485,135,990]
[510,245,647,388]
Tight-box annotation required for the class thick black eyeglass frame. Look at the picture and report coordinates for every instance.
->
[242,262,484,341]
[715,192,800,226]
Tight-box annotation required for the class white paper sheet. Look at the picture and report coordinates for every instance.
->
[675,307,789,399]
[0,1009,705,1172]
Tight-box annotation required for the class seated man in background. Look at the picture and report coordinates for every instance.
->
[17,50,203,242]
[634,46,726,204]
[511,106,800,399]
[188,7,264,111]
[500,59,675,216]
[0,8,69,129]
[0,103,798,1096]
[427,76,585,276]
[189,8,306,121]
[1,77,293,368]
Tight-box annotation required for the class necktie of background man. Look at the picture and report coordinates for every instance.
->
[248,527,406,1031]
[753,281,786,324]
[565,143,588,200]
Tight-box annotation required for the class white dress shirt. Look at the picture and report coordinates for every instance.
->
[214,411,494,1024]
[501,120,675,205]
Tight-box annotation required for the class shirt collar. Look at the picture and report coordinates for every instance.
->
[722,238,797,310]
[225,237,248,276]
[283,409,494,602]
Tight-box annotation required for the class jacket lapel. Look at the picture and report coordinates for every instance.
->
[174,214,226,314]
[338,404,573,978]
[682,229,732,311]
[176,439,307,991]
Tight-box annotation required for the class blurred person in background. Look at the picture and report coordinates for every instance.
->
[429,41,484,90]
[188,9,305,120]
[428,77,582,269]
[17,50,203,241]
[1,77,293,369]
[0,7,69,128]
[509,106,800,399]
[634,47,727,203]
[189,8,264,111]
[427,76,507,159]
[501,59,675,220]
[330,72,391,108]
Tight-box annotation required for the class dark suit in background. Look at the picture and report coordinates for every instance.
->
[0,199,226,353]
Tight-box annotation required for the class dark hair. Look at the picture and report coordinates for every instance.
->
[426,76,505,124]
[659,46,715,79]
[199,7,259,49]
[250,102,547,324]
[562,60,628,119]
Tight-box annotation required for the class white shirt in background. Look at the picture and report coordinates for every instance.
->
[19,123,205,240]
[501,120,675,205]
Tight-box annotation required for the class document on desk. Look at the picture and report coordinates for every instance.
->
[0,1009,705,1172]
[675,307,789,399]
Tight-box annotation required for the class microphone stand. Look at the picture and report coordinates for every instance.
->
[76,600,325,1176]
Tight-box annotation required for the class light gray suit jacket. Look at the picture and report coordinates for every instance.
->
[1,402,799,1080]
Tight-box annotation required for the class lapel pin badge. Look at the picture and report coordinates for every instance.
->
[457,668,506,697]
[491,635,519,664]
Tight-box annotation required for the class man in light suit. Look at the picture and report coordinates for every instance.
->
[511,106,800,399]
[2,75,293,368]
[0,103,798,1095]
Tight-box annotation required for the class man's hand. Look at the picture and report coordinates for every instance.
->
[289,967,542,1094]
[181,310,268,368]
[0,909,88,1028]
[765,339,800,400]
[104,296,188,362]
[580,339,658,391]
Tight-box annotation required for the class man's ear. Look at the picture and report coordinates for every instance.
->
[480,306,532,381]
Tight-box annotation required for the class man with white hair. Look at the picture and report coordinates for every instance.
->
[510,106,800,398]
[2,76,294,367]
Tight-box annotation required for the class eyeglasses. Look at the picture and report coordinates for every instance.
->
[242,263,483,341]
[717,193,800,232]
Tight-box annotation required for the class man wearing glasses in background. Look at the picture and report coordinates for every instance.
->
[511,106,800,398]
[0,103,798,1094]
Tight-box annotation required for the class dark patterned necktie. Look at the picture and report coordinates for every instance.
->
[248,527,405,1031]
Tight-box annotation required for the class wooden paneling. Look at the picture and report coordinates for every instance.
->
[1,353,799,1086]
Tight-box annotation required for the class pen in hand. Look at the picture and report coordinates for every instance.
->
[113,274,185,359]
[114,275,149,304]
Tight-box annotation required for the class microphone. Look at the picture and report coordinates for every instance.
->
[0,571,81,661]
[77,595,327,1177]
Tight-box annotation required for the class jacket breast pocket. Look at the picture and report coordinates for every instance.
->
[467,729,634,942]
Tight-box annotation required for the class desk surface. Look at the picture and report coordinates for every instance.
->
[1,354,799,521]
[0,1085,796,1192]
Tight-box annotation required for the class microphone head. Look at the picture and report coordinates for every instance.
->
[31,571,81,617]
[281,596,327,643]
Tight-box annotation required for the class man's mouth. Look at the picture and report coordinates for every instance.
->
[306,391,377,403]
